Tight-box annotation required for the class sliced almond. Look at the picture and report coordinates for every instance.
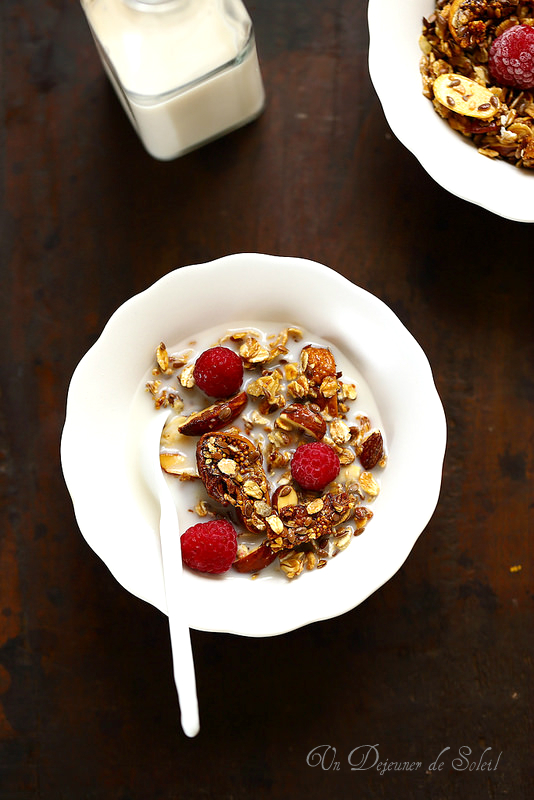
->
[160,452,193,476]
[272,485,298,511]
[433,74,499,120]
[160,415,188,450]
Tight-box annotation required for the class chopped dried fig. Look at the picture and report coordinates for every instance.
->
[359,431,384,470]
[448,0,517,49]
[196,431,271,535]
[275,491,356,549]
[179,391,247,436]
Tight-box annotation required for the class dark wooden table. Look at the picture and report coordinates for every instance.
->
[1,1,532,797]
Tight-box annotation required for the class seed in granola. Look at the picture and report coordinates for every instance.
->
[447,95,456,107]
[477,103,491,111]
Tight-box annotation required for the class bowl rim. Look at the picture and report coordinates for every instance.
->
[61,253,447,636]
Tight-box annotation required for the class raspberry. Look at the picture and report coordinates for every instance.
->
[489,25,534,90]
[193,346,243,398]
[180,519,237,574]
[290,441,340,491]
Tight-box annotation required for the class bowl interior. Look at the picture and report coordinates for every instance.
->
[368,0,534,222]
[61,254,446,636]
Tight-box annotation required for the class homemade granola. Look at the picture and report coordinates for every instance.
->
[420,1,534,167]
[146,325,386,580]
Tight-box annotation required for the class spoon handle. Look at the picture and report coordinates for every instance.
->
[159,488,200,738]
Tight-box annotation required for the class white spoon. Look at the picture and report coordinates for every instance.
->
[141,409,200,737]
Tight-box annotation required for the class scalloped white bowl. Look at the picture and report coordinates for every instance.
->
[368,0,534,222]
[61,254,446,637]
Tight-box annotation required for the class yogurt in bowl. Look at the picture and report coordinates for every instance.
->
[61,254,446,637]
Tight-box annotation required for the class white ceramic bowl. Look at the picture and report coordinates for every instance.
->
[368,0,534,222]
[61,254,446,637]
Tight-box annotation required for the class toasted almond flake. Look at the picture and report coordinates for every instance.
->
[243,480,264,499]
[239,337,271,363]
[341,382,357,400]
[266,514,284,535]
[156,342,169,373]
[218,458,237,476]
[179,364,195,388]
[284,362,299,381]
[320,376,338,398]
[359,471,380,497]
[330,418,351,445]
[279,550,305,579]
[236,543,249,559]
[306,498,324,515]
[254,500,272,517]
[305,552,317,570]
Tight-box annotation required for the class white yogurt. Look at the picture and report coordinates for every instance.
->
[80,0,265,159]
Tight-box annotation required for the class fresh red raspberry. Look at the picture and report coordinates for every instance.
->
[290,442,340,491]
[193,346,243,397]
[180,519,237,574]
[489,25,534,90]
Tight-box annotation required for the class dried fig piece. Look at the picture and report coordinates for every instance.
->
[233,542,278,573]
[179,391,247,436]
[301,345,339,416]
[196,431,271,535]
[359,431,384,470]
[448,0,517,49]
[275,491,356,550]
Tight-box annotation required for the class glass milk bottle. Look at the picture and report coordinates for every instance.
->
[80,0,265,160]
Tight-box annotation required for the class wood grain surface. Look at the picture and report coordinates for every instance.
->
[1,1,532,798]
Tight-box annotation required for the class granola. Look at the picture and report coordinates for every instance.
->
[420,1,534,167]
[146,325,386,580]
